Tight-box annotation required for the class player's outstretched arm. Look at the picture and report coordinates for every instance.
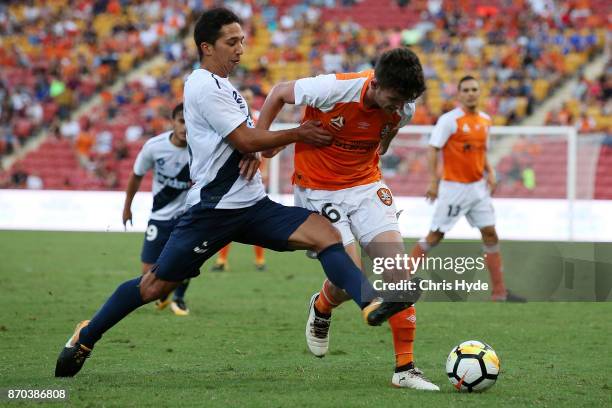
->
[226,120,332,154]
[123,173,143,228]
[257,81,297,158]
[426,146,440,202]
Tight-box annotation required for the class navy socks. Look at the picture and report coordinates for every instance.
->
[317,243,375,308]
[79,277,145,349]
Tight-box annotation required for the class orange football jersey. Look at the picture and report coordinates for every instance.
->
[429,107,491,183]
[292,71,413,190]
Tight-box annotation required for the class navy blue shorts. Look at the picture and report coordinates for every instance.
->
[140,218,180,264]
[153,197,314,282]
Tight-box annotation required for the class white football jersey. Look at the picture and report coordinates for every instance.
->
[183,68,265,209]
[133,131,191,220]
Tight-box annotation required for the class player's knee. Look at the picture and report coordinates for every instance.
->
[139,272,172,303]
[481,227,498,244]
[305,215,342,252]
[141,263,153,275]
[427,231,444,245]
[316,221,342,251]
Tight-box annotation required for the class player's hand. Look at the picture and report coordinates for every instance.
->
[239,152,262,181]
[378,141,390,155]
[296,121,333,147]
[122,207,133,230]
[426,180,439,202]
[487,173,497,195]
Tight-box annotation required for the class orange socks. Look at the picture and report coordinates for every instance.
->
[217,245,265,265]
[314,279,342,315]
[254,246,265,265]
[484,245,507,299]
[388,306,416,369]
[217,244,230,264]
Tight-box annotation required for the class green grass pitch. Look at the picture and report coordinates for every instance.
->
[0,231,610,407]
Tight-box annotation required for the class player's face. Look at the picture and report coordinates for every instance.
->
[458,79,480,110]
[172,112,187,143]
[373,86,406,115]
[210,23,245,75]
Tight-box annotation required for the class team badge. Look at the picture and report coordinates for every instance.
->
[377,188,393,206]
[329,115,345,131]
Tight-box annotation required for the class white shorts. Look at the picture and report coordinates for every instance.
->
[430,179,496,233]
[294,181,399,247]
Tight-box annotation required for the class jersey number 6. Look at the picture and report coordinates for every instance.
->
[321,203,341,224]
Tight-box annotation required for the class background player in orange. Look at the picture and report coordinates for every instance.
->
[258,48,438,390]
[211,88,266,272]
[408,75,525,302]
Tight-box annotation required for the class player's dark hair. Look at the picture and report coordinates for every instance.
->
[194,8,241,60]
[171,103,183,119]
[458,75,478,90]
[374,48,425,102]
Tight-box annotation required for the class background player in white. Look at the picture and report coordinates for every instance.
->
[408,75,525,302]
[122,103,192,316]
[55,8,418,378]
[257,49,438,390]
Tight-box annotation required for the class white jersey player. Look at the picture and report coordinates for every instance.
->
[122,103,193,315]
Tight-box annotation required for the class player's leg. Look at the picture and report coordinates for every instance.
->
[358,222,438,390]
[467,190,526,302]
[254,246,266,270]
[140,220,174,310]
[54,268,182,377]
[307,242,356,357]
[408,230,444,261]
[408,180,466,269]
[478,225,526,302]
[142,218,191,314]
[211,244,231,271]
[55,206,233,377]
[479,225,505,299]
[237,197,416,327]
[171,279,191,316]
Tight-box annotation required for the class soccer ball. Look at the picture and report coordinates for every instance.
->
[446,340,500,392]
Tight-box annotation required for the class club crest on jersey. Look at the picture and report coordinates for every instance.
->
[380,123,394,139]
[377,188,393,206]
[329,115,345,131]
[156,158,165,168]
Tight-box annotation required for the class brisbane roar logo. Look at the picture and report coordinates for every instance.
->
[377,188,393,206]
[329,115,345,131]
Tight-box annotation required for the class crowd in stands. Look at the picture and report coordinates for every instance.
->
[545,60,612,132]
[0,0,192,160]
[1,0,609,192]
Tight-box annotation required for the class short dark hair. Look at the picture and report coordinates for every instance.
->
[458,75,478,90]
[374,48,426,102]
[171,103,183,119]
[193,8,241,60]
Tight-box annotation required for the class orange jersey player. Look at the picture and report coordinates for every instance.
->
[408,75,526,302]
[258,48,439,391]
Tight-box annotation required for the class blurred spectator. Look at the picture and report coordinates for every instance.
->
[10,166,28,188]
[26,173,44,190]
[75,124,94,169]
[575,111,597,133]
[125,124,144,142]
